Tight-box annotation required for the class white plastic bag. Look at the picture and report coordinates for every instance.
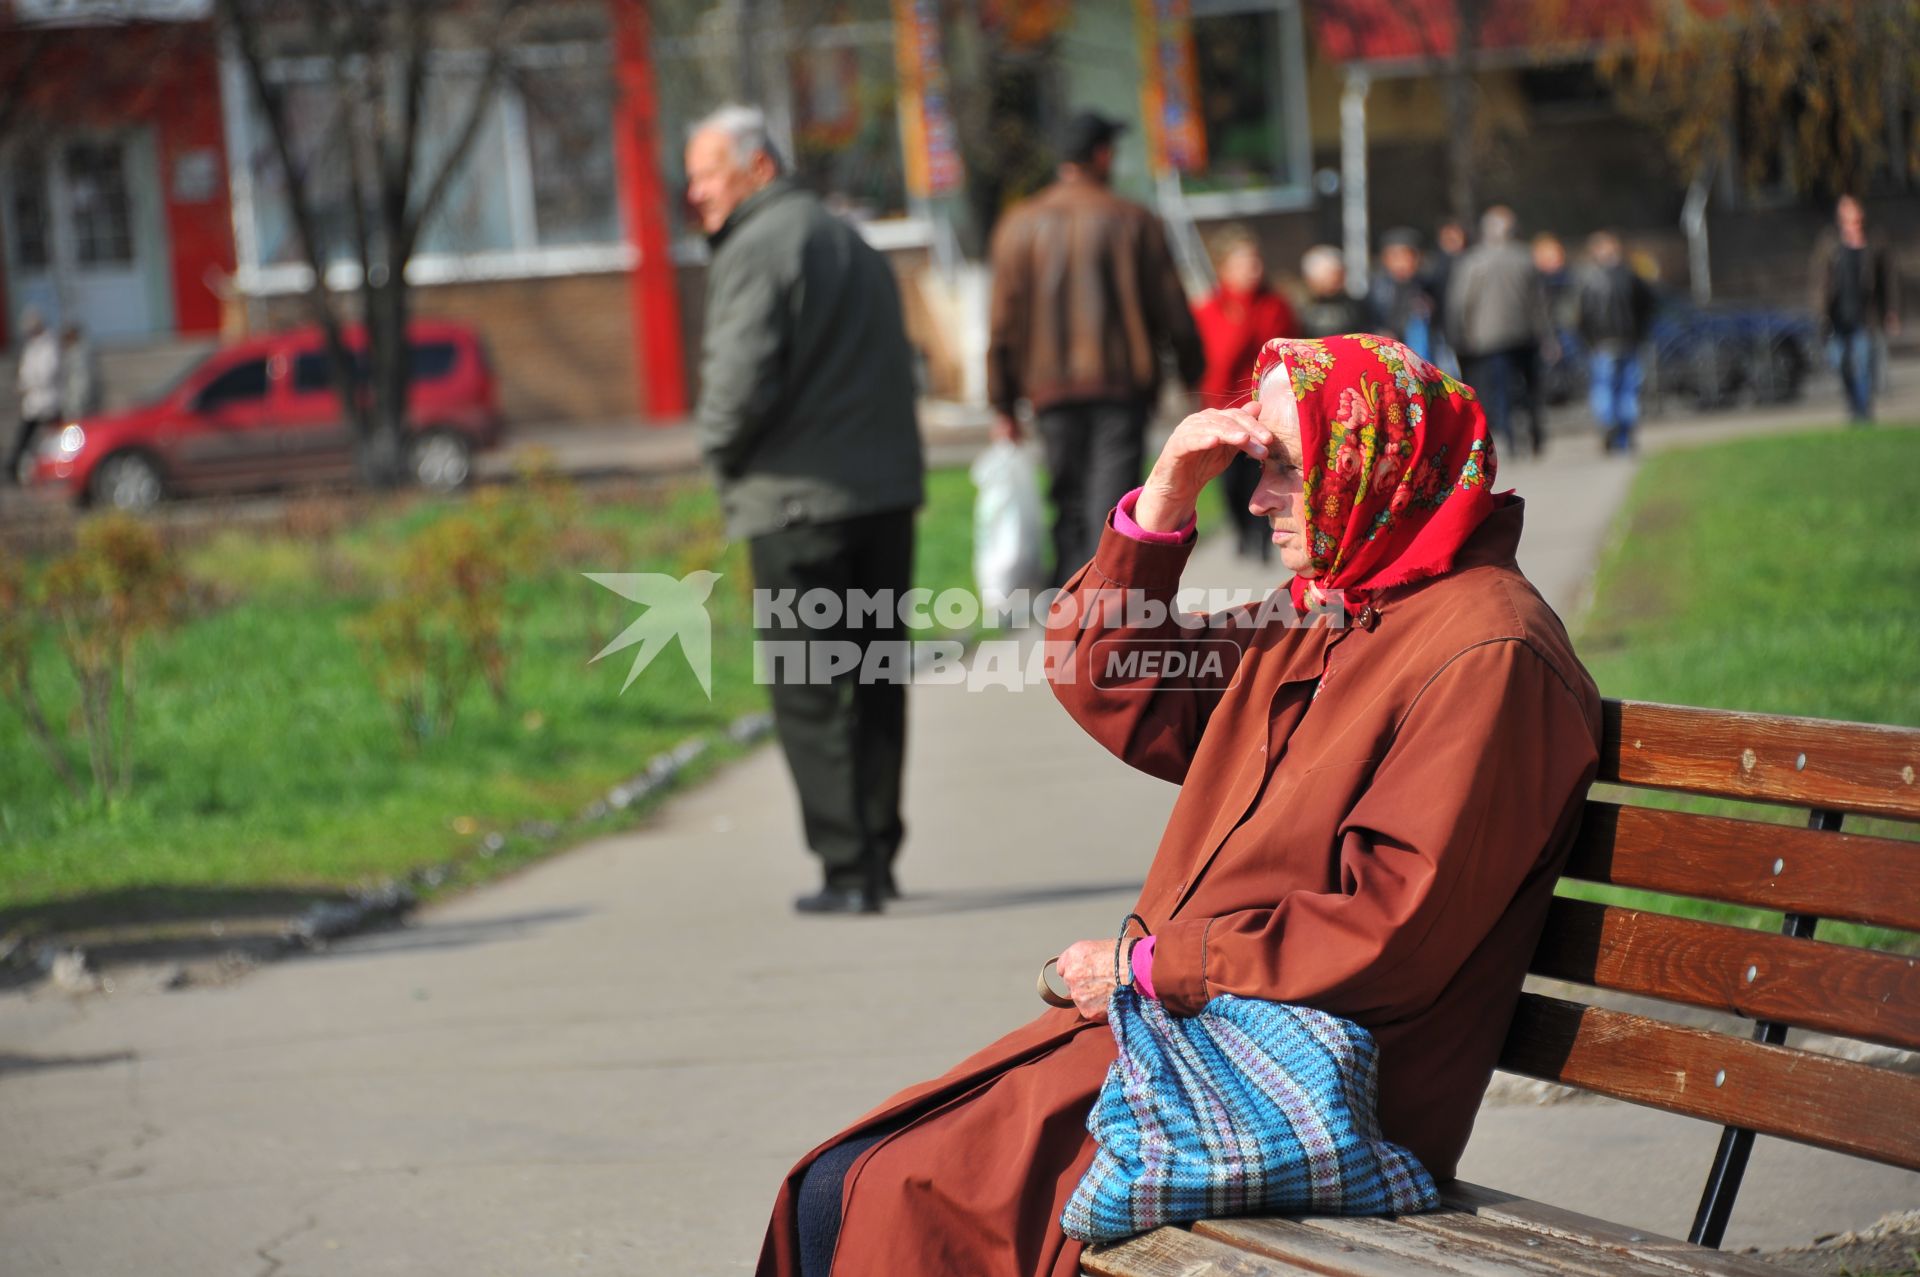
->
[970,440,1045,619]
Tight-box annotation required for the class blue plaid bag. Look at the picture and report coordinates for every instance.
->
[1060,925,1439,1243]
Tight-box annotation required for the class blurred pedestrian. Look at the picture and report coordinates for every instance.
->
[1810,194,1901,424]
[988,109,1204,584]
[1296,245,1381,339]
[1447,206,1551,458]
[8,306,60,485]
[1369,228,1438,360]
[685,104,926,915]
[1424,219,1469,374]
[60,322,101,422]
[1194,225,1295,562]
[1532,233,1575,329]
[1575,231,1655,453]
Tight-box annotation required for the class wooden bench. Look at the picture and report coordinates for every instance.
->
[1088,698,1920,1277]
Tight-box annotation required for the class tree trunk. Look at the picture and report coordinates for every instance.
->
[360,269,410,488]
[1444,0,1487,226]
[1445,60,1476,225]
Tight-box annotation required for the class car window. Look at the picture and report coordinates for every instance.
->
[197,358,270,411]
[292,350,367,393]
[410,341,457,381]
[290,342,458,394]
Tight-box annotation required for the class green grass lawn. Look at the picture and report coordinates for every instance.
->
[1571,424,1920,950]
[0,468,980,931]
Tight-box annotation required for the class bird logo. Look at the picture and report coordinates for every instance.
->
[585,570,723,698]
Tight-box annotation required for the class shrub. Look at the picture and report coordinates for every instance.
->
[22,515,186,800]
[348,479,572,747]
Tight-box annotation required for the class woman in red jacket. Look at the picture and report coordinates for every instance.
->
[1193,226,1297,560]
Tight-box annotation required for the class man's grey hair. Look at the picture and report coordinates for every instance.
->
[1301,244,1346,284]
[691,103,784,173]
[1480,205,1518,245]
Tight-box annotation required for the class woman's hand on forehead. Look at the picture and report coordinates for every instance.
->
[1133,407,1277,532]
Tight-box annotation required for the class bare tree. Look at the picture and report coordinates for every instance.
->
[216,0,535,485]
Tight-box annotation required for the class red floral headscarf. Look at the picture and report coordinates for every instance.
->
[1248,334,1500,615]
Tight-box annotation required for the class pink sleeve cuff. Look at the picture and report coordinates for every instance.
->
[1113,487,1196,545]
[1130,935,1158,1000]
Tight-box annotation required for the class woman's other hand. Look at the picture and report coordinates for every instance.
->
[1055,939,1124,1020]
[1134,407,1272,532]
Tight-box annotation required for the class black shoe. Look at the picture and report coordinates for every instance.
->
[794,884,882,915]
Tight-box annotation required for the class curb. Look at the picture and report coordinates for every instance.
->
[1,711,778,996]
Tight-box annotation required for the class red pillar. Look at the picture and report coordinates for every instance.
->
[610,0,689,421]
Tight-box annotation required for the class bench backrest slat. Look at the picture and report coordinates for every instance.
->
[1603,700,1920,822]
[1532,898,1920,1052]
[1499,994,1920,1171]
[1565,803,1920,933]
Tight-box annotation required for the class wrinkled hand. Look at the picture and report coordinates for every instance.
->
[1135,407,1272,532]
[992,412,1026,445]
[1056,939,1125,1020]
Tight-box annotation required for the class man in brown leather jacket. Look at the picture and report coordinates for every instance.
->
[988,111,1204,583]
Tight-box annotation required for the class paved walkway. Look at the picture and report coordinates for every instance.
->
[4,394,1918,1275]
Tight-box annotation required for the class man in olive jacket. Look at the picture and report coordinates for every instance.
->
[686,104,925,915]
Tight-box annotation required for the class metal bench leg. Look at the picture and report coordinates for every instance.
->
[1687,808,1840,1248]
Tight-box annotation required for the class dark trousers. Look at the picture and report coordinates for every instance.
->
[1465,347,1544,458]
[795,1128,891,1277]
[1035,398,1150,584]
[5,414,53,485]
[1219,452,1272,562]
[748,508,914,890]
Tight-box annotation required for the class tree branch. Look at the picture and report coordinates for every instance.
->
[218,0,369,442]
[399,0,529,259]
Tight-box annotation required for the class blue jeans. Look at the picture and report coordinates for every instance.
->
[1464,347,1543,457]
[1587,349,1643,451]
[1828,329,1878,421]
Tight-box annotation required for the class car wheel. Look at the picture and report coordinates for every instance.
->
[409,431,471,491]
[90,452,165,512]
[1746,340,1803,405]
[1688,341,1740,412]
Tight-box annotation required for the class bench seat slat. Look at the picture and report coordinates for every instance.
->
[1602,701,1920,822]
[1567,802,1920,934]
[1498,994,1920,1170]
[1440,1184,1793,1277]
[1533,897,1920,1051]
[1399,1208,1756,1277]
[1197,1214,1569,1277]
[1083,1226,1313,1276]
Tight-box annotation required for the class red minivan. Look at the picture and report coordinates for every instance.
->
[21,320,504,509]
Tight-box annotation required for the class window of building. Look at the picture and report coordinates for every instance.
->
[7,150,52,270]
[65,140,137,266]
[234,41,623,282]
[652,0,918,249]
[1179,0,1312,214]
[196,358,270,411]
[524,59,622,246]
[782,14,908,222]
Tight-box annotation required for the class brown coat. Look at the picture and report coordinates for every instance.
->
[757,498,1602,1277]
[987,173,1205,415]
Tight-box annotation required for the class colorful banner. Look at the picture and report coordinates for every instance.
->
[893,0,964,199]
[1135,0,1207,177]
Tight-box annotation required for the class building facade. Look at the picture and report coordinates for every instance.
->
[3,0,1912,425]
